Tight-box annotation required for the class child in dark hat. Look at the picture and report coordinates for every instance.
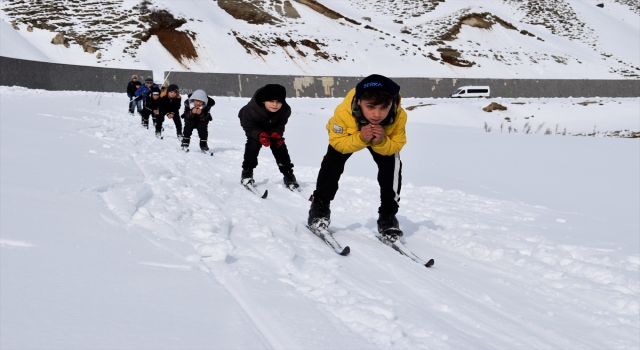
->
[157,84,182,139]
[180,89,216,152]
[140,86,161,129]
[307,74,407,243]
[130,81,143,115]
[127,75,139,114]
[134,78,158,117]
[238,84,299,190]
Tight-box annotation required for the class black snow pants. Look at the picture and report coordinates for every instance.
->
[312,145,402,215]
[156,115,183,136]
[242,137,293,174]
[183,118,209,141]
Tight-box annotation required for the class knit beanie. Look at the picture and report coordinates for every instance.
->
[258,84,286,103]
[167,84,179,93]
[144,77,154,83]
[355,74,400,100]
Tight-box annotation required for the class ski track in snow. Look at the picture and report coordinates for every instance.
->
[13,89,638,349]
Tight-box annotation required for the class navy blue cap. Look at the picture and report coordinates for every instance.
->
[355,74,400,100]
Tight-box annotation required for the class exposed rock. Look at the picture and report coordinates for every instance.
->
[51,32,70,48]
[596,3,604,8]
[77,37,98,54]
[483,102,507,112]
[218,0,281,25]
[27,26,33,32]
[438,48,475,67]
[294,0,360,24]
[10,20,19,30]
[283,1,301,19]
[96,52,102,59]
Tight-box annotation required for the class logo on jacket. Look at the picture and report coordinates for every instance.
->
[333,123,344,134]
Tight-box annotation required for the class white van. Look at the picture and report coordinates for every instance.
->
[450,86,490,98]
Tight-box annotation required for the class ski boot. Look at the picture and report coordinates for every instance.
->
[377,213,403,243]
[181,137,190,151]
[282,171,299,190]
[308,195,331,230]
[155,131,162,139]
[241,168,254,186]
[200,140,209,152]
[177,132,183,140]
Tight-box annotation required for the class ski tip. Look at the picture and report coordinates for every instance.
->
[338,246,350,256]
[261,190,268,199]
[210,152,214,156]
[425,259,435,268]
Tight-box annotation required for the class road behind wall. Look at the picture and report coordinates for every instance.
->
[1,56,638,98]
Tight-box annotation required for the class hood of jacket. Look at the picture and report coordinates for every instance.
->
[189,90,208,108]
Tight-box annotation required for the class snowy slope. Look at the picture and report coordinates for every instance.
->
[1,0,638,78]
[1,87,638,348]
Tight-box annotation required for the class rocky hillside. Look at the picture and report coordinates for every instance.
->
[1,0,638,79]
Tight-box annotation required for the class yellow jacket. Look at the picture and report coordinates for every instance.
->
[326,88,407,155]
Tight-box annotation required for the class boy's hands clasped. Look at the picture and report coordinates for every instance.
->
[360,124,385,144]
[259,131,285,147]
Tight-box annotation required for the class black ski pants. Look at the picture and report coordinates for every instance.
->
[183,118,209,142]
[140,109,157,124]
[156,115,183,136]
[242,137,293,174]
[313,145,402,215]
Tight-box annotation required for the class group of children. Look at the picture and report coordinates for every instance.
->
[125,74,408,242]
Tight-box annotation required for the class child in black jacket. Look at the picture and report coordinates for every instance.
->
[180,89,215,152]
[238,84,298,190]
[157,84,182,139]
[140,86,161,129]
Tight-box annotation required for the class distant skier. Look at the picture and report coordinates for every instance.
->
[140,86,161,129]
[238,84,299,190]
[126,75,139,114]
[307,74,407,242]
[157,84,182,139]
[180,89,215,152]
[134,77,158,117]
[129,81,143,115]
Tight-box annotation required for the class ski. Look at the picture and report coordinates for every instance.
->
[377,235,434,268]
[305,224,350,256]
[242,182,268,199]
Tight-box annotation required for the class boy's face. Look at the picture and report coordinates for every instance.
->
[152,93,159,99]
[145,82,153,88]
[357,99,392,125]
[193,100,204,107]
[264,100,282,113]
[168,91,177,98]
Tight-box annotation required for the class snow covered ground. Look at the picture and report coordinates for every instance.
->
[1,87,638,349]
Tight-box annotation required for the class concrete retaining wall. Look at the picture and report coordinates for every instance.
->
[0,56,152,93]
[1,56,638,98]
[165,72,640,99]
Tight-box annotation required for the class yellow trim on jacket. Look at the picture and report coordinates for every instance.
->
[326,88,407,155]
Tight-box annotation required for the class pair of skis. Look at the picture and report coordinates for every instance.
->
[241,180,299,199]
[305,224,434,268]
[183,148,214,156]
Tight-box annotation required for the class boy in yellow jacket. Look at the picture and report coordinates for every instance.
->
[308,74,407,242]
